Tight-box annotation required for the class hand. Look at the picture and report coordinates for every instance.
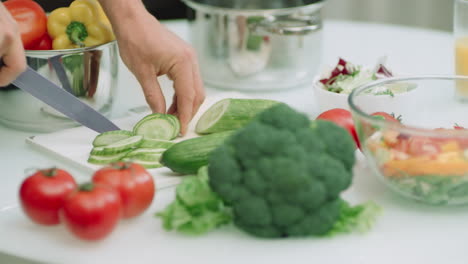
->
[0,3,26,86]
[111,10,205,135]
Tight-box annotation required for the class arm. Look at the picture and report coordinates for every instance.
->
[0,2,26,86]
[98,0,205,135]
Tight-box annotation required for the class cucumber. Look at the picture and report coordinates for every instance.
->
[101,135,143,155]
[140,138,175,149]
[125,148,166,157]
[88,151,130,165]
[133,114,179,140]
[121,158,163,169]
[165,114,181,138]
[160,131,233,174]
[195,98,280,134]
[92,130,134,147]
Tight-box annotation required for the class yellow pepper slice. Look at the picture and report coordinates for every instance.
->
[47,0,115,50]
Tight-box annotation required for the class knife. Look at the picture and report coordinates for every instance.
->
[0,59,120,133]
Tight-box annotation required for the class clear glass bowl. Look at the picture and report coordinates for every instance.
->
[349,75,468,205]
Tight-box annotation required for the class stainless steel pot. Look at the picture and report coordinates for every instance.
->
[184,0,324,91]
[0,41,118,133]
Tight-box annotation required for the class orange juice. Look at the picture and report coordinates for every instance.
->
[455,37,468,97]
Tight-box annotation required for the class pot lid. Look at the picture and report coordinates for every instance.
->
[185,0,324,10]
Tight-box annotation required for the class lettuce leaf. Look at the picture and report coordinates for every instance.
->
[325,200,382,236]
[156,166,232,235]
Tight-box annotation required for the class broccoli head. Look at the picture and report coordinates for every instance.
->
[208,104,356,238]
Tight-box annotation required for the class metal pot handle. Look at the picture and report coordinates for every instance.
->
[252,15,322,36]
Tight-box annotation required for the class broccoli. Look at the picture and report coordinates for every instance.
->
[208,104,357,238]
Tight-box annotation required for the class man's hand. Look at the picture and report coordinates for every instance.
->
[0,2,26,86]
[99,1,205,135]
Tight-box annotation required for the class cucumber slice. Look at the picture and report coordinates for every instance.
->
[90,147,110,156]
[125,148,165,157]
[140,138,175,149]
[165,114,181,138]
[195,98,280,134]
[101,135,143,155]
[125,153,162,162]
[121,158,163,169]
[133,115,177,140]
[92,130,134,147]
[88,152,129,165]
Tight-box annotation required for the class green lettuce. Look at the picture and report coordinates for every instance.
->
[156,166,232,235]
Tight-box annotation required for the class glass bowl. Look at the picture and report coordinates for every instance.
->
[349,75,468,205]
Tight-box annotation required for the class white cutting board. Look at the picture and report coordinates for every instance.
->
[25,92,250,190]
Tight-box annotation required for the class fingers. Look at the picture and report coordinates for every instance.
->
[135,68,166,114]
[190,58,205,118]
[170,61,196,135]
[0,18,26,86]
[167,94,178,115]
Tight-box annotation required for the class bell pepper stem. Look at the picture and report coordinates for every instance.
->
[66,21,88,48]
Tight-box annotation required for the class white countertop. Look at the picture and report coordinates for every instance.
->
[0,19,460,264]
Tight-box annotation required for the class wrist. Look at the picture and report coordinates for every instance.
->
[98,0,151,28]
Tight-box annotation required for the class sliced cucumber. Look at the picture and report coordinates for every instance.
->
[133,114,178,140]
[195,98,280,134]
[92,130,134,147]
[140,138,175,149]
[90,147,110,156]
[125,148,165,157]
[165,114,181,138]
[125,153,162,162]
[88,151,130,165]
[160,131,233,174]
[121,158,163,169]
[101,135,143,155]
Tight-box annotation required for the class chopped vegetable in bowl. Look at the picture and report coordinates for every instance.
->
[317,57,414,95]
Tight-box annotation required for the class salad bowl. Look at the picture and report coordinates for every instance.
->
[313,58,416,113]
[349,75,468,205]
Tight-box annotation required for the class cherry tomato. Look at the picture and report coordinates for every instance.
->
[61,183,121,241]
[316,108,359,148]
[371,112,401,123]
[19,168,77,225]
[92,162,155,219]
[4,0,47,49]
[26,33,52,50]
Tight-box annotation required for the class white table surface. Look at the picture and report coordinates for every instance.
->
[0,19,459,264]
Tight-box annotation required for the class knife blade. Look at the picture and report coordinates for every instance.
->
[1,60,120,133]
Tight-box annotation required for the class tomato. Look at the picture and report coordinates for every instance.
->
[19,168,77,225]
[316,108,359,148]
[92,162,155,219]
[61,183,121,241]
[407,136,441,157]
[371,112,401,123]
[27,33,52,50]
[4,0,47,49]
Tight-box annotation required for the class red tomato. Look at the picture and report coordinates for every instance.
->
[316,108,359,148]
[19,168,77,225]
[371,112,401,123]
[4,0,47,49]
[92,162,155,219]
[407,136,441,157]
[61,183,121,241]
[26,33,52,50]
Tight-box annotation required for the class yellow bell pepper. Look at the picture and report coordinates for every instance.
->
[47,0,115,50]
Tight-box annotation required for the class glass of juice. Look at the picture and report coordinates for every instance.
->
[455,0,468,101]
